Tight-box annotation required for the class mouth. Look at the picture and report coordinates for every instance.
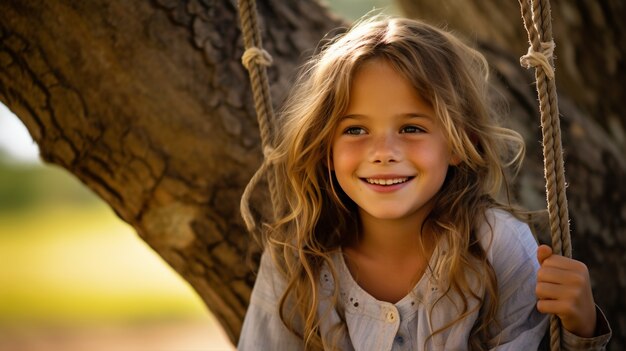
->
[362,176,414,186]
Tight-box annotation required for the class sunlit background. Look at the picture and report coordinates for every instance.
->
[0,103,238,351]
[0,2,396,350]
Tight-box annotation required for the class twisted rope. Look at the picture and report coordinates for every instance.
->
[237,0,279,233]
[519,0,572,349]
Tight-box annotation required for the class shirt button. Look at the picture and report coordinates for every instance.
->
[386,310,397,323]
[394,335,405,345]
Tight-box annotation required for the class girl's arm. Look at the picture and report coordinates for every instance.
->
[536,245,612,343]
[478,210,610,350]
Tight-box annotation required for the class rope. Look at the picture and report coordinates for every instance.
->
[520,41,555,80]
[242,47,273,70]
[237,0,280,233]
[518,0,572,350]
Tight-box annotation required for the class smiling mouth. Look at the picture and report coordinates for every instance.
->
[363,177,413,186]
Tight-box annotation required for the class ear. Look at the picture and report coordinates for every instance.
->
[449,153,462,166]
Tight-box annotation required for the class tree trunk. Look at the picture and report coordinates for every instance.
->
[1,0,623,348]
[0,0,342,343]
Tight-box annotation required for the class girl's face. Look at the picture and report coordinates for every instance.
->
[331,59,458,224]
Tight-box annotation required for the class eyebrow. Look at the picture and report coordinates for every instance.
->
[339,113,434,121]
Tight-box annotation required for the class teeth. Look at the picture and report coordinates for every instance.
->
[365,177,409,185]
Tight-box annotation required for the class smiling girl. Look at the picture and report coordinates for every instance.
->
[238,17,611,350]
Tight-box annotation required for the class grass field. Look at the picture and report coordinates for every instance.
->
[0,202,234,350]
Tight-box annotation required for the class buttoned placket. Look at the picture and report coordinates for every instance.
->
[380,304,402,350]
[391,304,417,351]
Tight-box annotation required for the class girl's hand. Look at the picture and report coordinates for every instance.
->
[536,244,597,338]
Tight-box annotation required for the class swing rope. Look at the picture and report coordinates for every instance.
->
[238,0,279,233]
[237,0,570,349]
[519,0,571,349]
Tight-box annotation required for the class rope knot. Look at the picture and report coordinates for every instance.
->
[520,41,556,80]
[242,47,273,70]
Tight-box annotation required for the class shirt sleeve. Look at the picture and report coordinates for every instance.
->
[560,305,612,351]
[237,250,304,350]
[479,210,549,350]
[481,210,612,351]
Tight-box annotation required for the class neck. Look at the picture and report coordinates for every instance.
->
[352,209,433,261]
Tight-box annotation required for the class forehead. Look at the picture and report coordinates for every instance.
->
[344,59,434,117]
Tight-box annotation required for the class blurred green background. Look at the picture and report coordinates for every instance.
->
[0,2,396,350]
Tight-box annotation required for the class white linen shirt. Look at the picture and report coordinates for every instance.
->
[238,209,610,350]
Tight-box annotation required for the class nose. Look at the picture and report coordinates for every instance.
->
[370,133,401,164]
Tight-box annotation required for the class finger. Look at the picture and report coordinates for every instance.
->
[535,281,577,300]
[537,266,587,286]
[541,255,589,274]
[537,244,552,265]
[536,298,575,317]
[537,299,596,338]
[537,266,568,284]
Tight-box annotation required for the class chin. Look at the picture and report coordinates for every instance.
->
[363,209,412,221]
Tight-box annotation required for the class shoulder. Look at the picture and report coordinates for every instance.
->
[477,208,539,274]
[477,208,536,254]
[248,250,289,310]
[240,250,306,350]
[478,208,531,239]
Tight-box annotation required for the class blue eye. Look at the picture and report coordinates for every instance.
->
[400,125,425,134]
[344,126,366,135]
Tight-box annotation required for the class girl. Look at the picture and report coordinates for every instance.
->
[238,17,610,350]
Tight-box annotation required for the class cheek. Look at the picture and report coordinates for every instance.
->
[332,142,360,173]
[410,144,452,172]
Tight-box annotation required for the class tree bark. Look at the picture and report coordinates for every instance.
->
[1,0,623,348]
[0,0,342,343]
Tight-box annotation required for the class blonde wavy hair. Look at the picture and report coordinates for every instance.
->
[260,17,525,350]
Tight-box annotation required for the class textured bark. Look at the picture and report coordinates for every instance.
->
[1,0,624,348]
[397,1,626,349]
[0,0,341,343]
